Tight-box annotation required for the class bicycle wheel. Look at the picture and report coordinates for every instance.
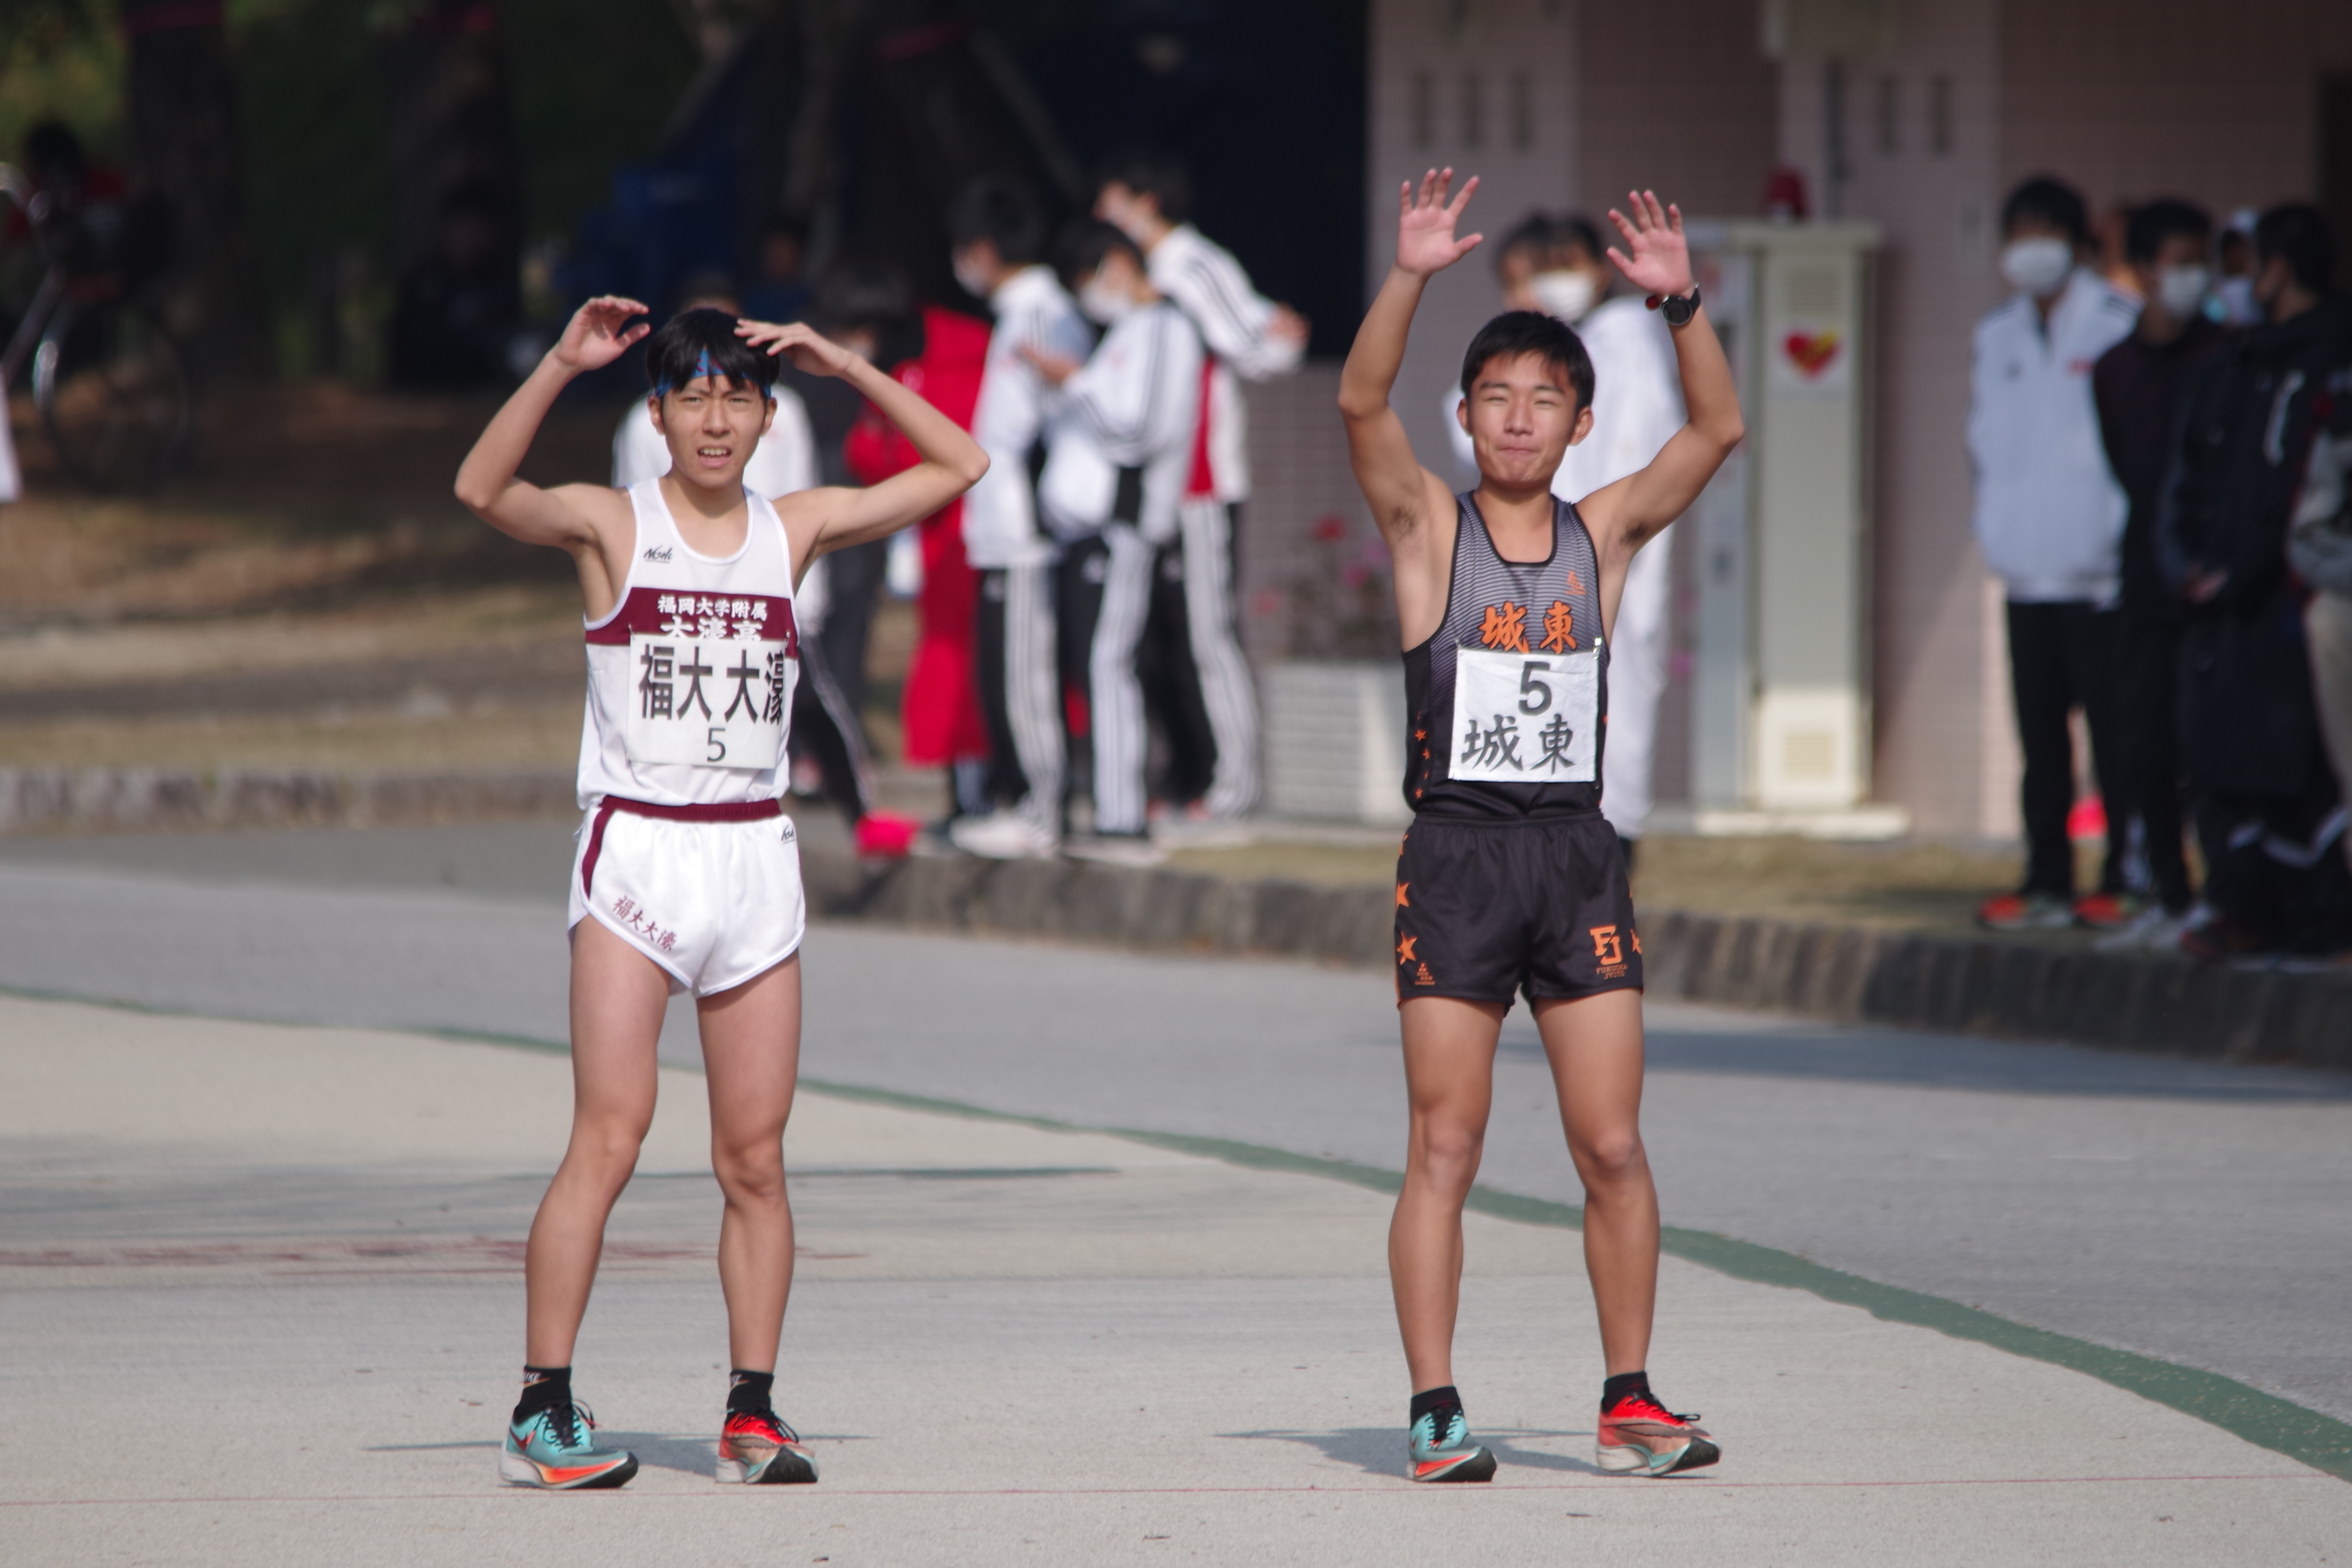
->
[33,296,194,493]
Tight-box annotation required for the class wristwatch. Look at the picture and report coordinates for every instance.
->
[1656,287,1702,327]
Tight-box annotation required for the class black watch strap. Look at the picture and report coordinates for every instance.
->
[1659,287,1701,327]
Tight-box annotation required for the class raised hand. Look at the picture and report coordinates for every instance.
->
[1395,168,1482,278]
[737,318,858,378]
[551,296,650,372]
[1604,191,1695,302]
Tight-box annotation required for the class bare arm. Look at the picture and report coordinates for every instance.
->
[1575,194,1745,570]
[1338,169,1483,552]
[454,296,648,550]
[742,320,989,569]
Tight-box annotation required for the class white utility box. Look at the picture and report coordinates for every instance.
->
[1684,219,1882,812]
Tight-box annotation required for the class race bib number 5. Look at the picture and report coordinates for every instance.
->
[625,634,788,769]
[1451,645,1599,783]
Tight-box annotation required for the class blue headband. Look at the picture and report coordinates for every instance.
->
[653,347,721,397]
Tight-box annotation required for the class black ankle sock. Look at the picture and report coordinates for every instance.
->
[727,1369,776,1417]
[1601,1371,1651,1412]
[514,1365,571,1423]
[1409,1384,1462,1424]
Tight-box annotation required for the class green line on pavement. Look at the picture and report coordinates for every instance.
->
[801,1075,2352,1484]
[8,985,2343,1483]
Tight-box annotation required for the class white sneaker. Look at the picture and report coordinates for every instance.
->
[1064,832,1167,868]
[2094,905,2194,952]
[948,810,1059,860]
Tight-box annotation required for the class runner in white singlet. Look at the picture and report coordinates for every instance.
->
[455,299,986,1492]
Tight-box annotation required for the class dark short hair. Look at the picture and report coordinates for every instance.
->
[2124,199,2211,264]
[811,263,924,366]
[23,119,83,175]
[1097,147,1191,223]
[1460,311,1595,414]
[949,177,1045,266]
[1553,214,1605,265]
[1055,218,1138,291]
[2002,175,2089,246]
[2256,203,2337,293]
[1496,211,1554,270]
[644,306,775,398]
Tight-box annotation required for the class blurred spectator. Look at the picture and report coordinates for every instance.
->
[2215,211,2264,326]
[1967,176,2142,931]
[742,216,810,325]
[946,177,1092,860]
[2091,199,2229,944]
[2291,381,2352,881]
[389,183,519,390]
[794,267,922,731]
[2158,204,2352,957]
[844,289,994,823]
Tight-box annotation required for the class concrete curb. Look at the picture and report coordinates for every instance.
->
[0,766,577,833]
[6,768,2344,1069]
[800,849,2352,1073]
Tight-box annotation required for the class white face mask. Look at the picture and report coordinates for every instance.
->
[953,254,995,300]
[1528,269,1597,322]
[1999,237,2075,299]
[1078,275,1135,326]
[2156,265,2210,319]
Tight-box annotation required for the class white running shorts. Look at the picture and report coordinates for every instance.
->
[566,805,807,996]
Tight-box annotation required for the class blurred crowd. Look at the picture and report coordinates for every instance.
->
[1969,176,2352,961]
[612,154,1304,869]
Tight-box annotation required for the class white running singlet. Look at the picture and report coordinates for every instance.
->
[578,480,803,809]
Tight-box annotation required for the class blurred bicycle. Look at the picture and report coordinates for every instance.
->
[0,158,193,493]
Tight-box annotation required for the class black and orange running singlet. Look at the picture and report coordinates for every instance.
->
[1402,491,1609,820]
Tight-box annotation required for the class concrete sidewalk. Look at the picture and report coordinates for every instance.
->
[2,994,2344,1565]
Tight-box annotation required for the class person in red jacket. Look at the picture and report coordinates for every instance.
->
[845,303,994,822]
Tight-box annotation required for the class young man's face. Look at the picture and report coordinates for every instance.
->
[2128,232,2209,321]
[1457,351,1591,491]
[651,373,776,490]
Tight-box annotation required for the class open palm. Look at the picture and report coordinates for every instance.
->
[552,296,650,372]
[1395,168,1482,278]
[1605,190,1694,300]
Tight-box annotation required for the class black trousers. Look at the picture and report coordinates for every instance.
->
[815,537,887,738]
[2006,600,2127,898]
[786,637,869,825]
[2195,766,2352,953]
[2115,613,2195,910]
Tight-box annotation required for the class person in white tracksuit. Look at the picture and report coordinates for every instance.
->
[1026,220,1204,865]
[944,180,1097,859]
[1098,154,1306,826]
[1445,213,1683,860]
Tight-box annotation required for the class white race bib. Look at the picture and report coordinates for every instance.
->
[624,633,788,769]
[1451,645,1599,783]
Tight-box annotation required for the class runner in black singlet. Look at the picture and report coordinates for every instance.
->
[1339,172,1745,1482]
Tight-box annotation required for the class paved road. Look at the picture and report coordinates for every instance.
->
[4,823,2350,1432]
[13,995,2342,1565]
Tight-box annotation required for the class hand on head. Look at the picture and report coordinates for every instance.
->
[1396,168,1483,279]
[735,318,858,378]
[553,296,650,372]
[1604,191,1694,303]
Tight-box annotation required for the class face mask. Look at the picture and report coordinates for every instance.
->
[2156,265,2210,319]
[1999,237,2075,299]
[1528,269,1597,322]
[953,254,994,300]
[1078,275,1135,326]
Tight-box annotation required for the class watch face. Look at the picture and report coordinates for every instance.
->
[1662,292,1697,326]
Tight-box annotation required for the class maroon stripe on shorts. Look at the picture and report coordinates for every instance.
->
[580,795,784,898]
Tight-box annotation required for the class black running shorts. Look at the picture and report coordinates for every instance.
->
[1393,812,1642,1008]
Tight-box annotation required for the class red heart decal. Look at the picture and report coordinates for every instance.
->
[1783,329,1842,376]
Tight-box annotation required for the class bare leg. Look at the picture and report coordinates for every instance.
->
[524,917,670,1366]
[1390,995,1505,1392]
[698,954,803,1372]
[1534,989,1657,1375]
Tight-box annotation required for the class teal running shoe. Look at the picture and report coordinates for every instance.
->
[499,1399,638,1490]
[1409,1404,1497,1483]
